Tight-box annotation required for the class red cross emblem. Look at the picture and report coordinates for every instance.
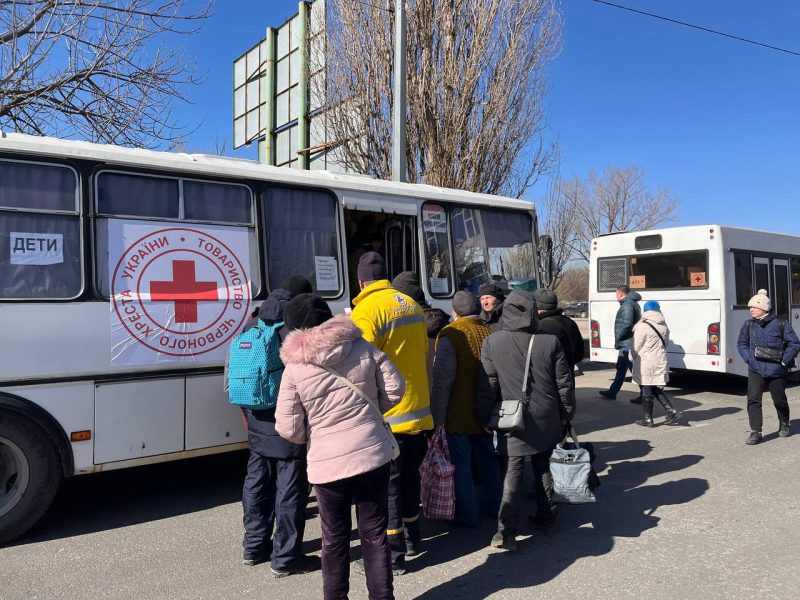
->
[150,260,219,323]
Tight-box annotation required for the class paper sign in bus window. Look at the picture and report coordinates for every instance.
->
[422,208,447,233]
[10,232,64,265]
[314,256,339,291]
[629,275,646,289]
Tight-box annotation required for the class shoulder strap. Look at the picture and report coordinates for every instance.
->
[749,319,755,348]
[643,320,666,348]
[322,365,381,414]
[780,319,786,342]
[522,334,535,399]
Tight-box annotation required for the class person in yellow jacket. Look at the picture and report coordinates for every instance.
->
[351,252,433,576]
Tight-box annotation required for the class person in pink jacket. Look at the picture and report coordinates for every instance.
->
[276,294,405,600]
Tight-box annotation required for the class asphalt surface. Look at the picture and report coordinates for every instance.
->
[3,359,800,600]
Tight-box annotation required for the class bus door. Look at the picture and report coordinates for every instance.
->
[753,256,791,321]
[384,217,418,281]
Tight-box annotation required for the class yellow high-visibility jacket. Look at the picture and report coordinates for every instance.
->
[351,280,433,434]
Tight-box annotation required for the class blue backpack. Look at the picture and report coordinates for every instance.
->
[227,321,284,409]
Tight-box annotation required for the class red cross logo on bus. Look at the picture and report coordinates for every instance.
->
[150,260,219,323]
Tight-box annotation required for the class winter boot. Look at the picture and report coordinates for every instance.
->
[745,430,762,445]
[778,422,791,438]
[635,397,655,427]
[655,388,683,425]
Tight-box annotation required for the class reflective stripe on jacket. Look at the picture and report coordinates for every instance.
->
[352,280,433,434]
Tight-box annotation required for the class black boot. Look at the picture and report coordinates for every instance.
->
[635,397,655,427]
[655,388,683,425]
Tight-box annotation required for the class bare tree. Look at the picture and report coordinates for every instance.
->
[562,165,679,263]
[317,0,560,197]
[555,266,589,304]
[0,1,211,148]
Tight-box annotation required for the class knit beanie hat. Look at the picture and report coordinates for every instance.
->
[478,282,505,301]
[283,293,333,331]
[280,275,313,298]
[357,251,387,282]
[452,291,480,317]
[533,289,558,311]
[643,300,661,312]
[748,289,771,312]
[392,271,426,306]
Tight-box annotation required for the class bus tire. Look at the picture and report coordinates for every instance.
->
[0,412,61,546]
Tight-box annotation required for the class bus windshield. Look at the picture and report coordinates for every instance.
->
[422,203,536,297]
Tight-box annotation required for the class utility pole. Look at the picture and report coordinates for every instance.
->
[391,0,407,183]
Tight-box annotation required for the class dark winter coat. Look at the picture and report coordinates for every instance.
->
[476,291,574,457]
[480,301,504,332]
[737,314,800,378]
[425,307,451,385]
[243,288,305,459]
[614,291,642,350]
[536,308,585,369]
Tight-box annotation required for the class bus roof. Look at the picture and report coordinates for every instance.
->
[0,131,535,213]
[591,224,800,247]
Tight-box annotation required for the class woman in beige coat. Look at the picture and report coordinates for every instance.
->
[275,294,404,600]
[631,301,682,427]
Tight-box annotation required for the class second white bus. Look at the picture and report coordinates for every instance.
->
[589,225,800,377]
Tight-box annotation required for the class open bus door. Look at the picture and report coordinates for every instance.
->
[384,217,418,282]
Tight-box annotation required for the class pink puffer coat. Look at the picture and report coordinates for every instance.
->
[275,314,405,484]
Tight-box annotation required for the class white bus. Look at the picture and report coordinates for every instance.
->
[588,225,800,377]
[0,132,551,543]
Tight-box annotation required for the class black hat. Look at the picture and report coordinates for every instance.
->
[280,275,313,298]
[478,283,505,301]
[392,271,426,306]
[533,289,558,311]
[283,293,333,331]
[357,251,387,282]
[452,291,480,317]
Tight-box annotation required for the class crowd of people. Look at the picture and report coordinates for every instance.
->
[227,263,799,600]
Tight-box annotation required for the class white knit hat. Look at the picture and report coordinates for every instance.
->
[748,288,771,312]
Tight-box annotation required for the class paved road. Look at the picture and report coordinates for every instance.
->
[3,364,800,600]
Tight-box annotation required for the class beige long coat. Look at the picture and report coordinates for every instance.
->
[631,310,670,387]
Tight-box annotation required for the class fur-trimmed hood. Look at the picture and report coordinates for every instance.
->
[280,314,363,366]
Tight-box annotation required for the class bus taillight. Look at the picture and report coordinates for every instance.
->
[707,322,720,355]
[591,320,600,347]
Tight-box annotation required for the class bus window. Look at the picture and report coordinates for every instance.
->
[451,208,535,295]
[95,171,260,297]
[97,172,179,219]
[422,203,452,296]
[262,187,340,297]
[0,160,82,300]
[598,257,627,292]
[733,251,753,305]
[628,251,708,289]
[183,180,252,224]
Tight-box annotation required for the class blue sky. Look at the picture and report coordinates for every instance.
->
[180,0,800,233]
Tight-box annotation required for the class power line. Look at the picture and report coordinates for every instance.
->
[590,0,800,57]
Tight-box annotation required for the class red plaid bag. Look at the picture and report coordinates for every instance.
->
[419,427,456,520]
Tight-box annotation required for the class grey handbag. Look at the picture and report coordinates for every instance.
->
[550,426,596,504]
[488,335,535,432]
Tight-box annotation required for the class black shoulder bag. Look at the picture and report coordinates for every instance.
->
[749,319,786,364]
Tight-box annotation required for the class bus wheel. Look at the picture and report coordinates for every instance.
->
[0,413,61,546]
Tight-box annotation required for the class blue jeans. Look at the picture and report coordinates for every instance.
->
[608,349,632,396]
[446,432,502,527]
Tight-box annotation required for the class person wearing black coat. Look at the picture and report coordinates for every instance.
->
[477,291,574,550]
[532,289,585,369]
[237,277,320,577]
[736,289,800,445]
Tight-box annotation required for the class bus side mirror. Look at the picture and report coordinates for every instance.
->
[538,235,554,288]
